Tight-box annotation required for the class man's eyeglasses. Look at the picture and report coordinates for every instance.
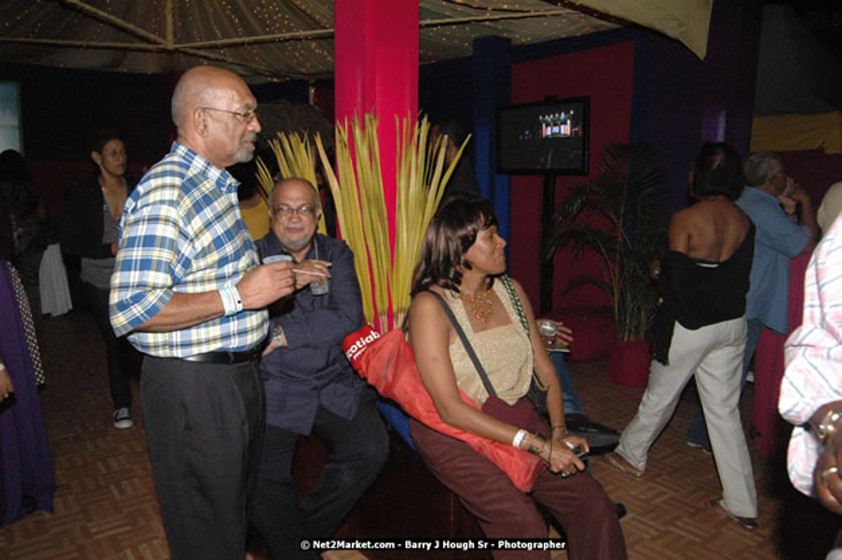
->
[271,204,317,219]
[200,106,258,124]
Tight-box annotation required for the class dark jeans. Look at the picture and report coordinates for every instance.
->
[687,317,764,447]
[252,389,388,560]
[83,282,132,409]
[141,356,265,560]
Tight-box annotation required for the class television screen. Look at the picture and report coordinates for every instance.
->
[497,97,589,175]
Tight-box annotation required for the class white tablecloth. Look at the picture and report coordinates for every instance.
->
[38,243,72,316]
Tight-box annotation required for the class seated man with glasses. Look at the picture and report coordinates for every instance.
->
[251,177,389,559]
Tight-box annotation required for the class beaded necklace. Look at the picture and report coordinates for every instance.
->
[459,288,495,323]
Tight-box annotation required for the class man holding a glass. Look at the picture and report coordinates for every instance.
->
[251,177,388,559]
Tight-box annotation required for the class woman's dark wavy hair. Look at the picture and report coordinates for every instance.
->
[691,142,745,200]
[91,129,126,156]
[411,194,498,295]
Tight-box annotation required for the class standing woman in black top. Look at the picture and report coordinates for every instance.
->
[62,130,137,429]
[603,142,760,531]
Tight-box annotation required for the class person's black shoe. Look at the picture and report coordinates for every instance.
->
[565,413,620,451]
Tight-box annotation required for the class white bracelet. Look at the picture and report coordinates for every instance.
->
[219,287,234,315]
[230,285,243,314]
[512,429,528,449]
[220,286,244,316]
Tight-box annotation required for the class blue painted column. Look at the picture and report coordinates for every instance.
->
[472,36,512,246]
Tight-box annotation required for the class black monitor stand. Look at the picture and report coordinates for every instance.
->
[539,172,556,315]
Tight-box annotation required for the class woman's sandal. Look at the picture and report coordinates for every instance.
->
[706,497,758,531]
[602,452,645,479]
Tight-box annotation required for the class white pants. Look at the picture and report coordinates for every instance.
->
[615,317,757,517]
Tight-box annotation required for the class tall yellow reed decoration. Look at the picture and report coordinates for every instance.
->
[391,115,467,326]
[309,125,372,324]
[257,132,327,235]
[263,112,466,331]
[351,114,392,329]
[314,116,386,327]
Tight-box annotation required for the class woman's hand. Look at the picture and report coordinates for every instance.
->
[0,363,14,403]
[550,426,588,451]
[547,437,587,477]
[523,432,586,477]
[557,433,589,451]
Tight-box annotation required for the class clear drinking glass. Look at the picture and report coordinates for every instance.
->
[262,254,293,264]
[537,319,557,338]
[309,278,329,296]
[537,319,569,353]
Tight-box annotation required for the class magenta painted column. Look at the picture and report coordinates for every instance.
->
[334,0,419,248]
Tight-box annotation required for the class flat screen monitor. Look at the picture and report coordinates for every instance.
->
[497,97,589,175]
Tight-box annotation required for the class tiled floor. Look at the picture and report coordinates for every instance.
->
[1,312,840,559]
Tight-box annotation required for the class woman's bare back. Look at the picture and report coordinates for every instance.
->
[668,197,751,262]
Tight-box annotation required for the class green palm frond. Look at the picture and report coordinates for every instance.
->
[542,225,617,261]
[543,143,668,340]
[560,275,615,301]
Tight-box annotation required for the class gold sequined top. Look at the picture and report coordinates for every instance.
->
[445,281,533,406]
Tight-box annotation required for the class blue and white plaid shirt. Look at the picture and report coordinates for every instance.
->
[109,142,268,357]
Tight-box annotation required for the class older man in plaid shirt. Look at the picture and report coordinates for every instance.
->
[109,66,295,560]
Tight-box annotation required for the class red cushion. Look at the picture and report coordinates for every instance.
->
[547,307,614,362]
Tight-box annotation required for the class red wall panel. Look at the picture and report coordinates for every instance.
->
[509,41,635,312]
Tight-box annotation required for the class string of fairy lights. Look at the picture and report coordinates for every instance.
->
[0,0,618,79]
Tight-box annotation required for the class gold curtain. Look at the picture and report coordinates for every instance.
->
[751,112,842,154]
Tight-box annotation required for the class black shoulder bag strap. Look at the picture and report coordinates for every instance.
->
[426,290,498,399]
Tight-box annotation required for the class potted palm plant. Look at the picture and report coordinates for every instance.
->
[543,143,667,386]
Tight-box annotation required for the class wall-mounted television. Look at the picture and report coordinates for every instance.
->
[497,97,589,175]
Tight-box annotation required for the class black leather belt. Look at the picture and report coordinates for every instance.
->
[182,341,266,365]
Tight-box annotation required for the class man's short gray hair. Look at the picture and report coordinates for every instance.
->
[743,151,783,187]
